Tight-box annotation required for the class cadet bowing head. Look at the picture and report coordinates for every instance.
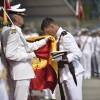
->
[41,18,59,36]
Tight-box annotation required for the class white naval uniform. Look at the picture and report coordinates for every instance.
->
[0,58,9,100]
[56,27,84,100]
[79,35,92,79]
[91,36,100,76]
[95,36,100,75]
[0,31,9,100]
[1,25,47,100]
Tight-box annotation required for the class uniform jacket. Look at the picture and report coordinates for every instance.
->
[56,27,84,83]
[79,35,92,54]
[1,25,47,80]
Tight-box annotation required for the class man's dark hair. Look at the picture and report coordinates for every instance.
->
[41,18,55,31]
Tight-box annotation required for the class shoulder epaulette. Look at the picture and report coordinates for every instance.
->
[61,31,67,36]
[11,29,16,34]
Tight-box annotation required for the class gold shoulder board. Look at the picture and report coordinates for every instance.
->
[11,29,16,34]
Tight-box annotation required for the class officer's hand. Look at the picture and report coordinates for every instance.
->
[28,52,36,60]
[45,36,51,42]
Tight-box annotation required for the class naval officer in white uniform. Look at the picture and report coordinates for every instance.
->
[1,6,50,100]
[79,29,92,79]
[41,18,84,100]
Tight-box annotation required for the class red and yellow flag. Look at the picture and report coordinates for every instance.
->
[76,0,84,21]
[26,36,58,92]
[0,0,11,24]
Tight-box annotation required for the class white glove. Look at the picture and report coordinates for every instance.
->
[45,36,51,42]
[27,52,36,60]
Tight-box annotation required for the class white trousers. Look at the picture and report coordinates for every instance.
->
[0,79,9,100]
[81,53,91,79]
[63,73,83,100]
[8,77,30,100]
[95,52,100,74]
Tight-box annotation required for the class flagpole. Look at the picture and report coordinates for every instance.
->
[76,0,80,29]
[3,0,8,24]
[76,18,80,29]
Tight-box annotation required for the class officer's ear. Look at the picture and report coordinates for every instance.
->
[13,14,19,22]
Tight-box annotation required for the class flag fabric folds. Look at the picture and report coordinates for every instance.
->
[76,0,84,21]
[26,36,58,92]
[0,0,11,23]
[0,0,11,10]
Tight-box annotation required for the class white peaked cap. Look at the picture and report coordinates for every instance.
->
[11,4,21,9]
[7,8,26,12]
[7,4,26,15]
[81,28,89,32]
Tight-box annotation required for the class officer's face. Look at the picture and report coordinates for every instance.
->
[44,24,56,36]
[14,14,24,26]
[18,15,24,26]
